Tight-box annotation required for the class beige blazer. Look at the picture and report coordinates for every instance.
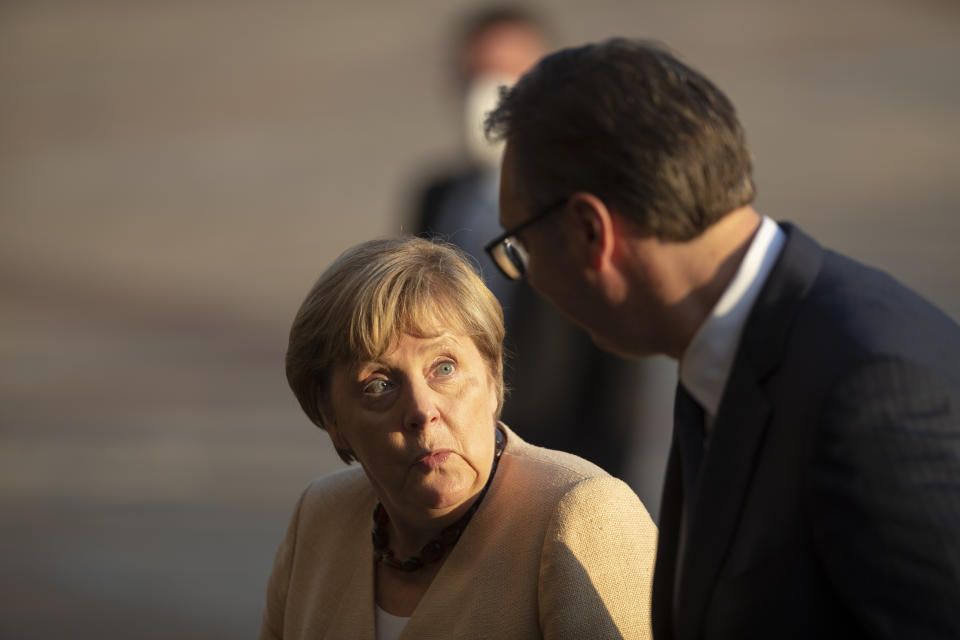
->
[260,425,657,639]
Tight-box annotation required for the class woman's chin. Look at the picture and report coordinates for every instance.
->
[409,470,477,512]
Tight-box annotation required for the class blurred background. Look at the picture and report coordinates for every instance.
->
[1,0,958,637]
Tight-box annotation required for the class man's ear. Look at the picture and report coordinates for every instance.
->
[567,192,617,273]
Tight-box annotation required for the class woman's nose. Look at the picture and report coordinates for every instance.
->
[402,378,440,431]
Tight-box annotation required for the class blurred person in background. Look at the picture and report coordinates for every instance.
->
[484,38,960,638]
[260,237,657,639]
[408,5,666,499]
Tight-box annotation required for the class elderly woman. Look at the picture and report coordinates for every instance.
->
[260,237,657,639]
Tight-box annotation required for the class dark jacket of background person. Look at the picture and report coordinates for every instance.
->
[653,223,960,638]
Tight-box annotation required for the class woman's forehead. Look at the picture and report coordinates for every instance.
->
[372,330,471,362]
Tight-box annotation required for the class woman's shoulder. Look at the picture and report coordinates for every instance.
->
[492,423,655,551]
[298,466,374,517]
[497,423,638,505]
[500,423,611,482]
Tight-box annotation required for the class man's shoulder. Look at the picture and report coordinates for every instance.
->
[778,223,951,324]
[767,223,960,375]
[811,249,958,348]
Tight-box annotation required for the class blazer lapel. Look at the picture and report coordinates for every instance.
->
[674,223,824,637]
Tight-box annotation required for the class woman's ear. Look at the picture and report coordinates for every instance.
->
[326,423,348,451]
[319,373,357,464]
[319,400,348,450]
[323,413,357,464]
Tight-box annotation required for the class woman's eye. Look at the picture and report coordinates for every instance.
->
[435,361,456,377]
[362,379,391,394]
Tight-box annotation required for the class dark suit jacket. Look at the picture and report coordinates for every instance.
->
[653,223,960,639]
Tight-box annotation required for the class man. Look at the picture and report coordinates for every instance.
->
[409,10,664,490]
[483,38,960,638]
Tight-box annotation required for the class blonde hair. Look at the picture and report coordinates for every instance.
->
[286,237,505,463]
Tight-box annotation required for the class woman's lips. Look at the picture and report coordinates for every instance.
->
[417,450,452,470]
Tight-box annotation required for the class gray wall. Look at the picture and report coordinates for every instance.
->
[2,1,958,637]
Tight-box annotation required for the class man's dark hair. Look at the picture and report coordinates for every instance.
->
[485,38,756,240]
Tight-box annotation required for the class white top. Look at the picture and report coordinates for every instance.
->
[678,216,786,432]
[375,605,410,640]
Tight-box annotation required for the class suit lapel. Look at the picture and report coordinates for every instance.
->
[675,361,771,637]
[674,223,824,637]
[652,440,683,638]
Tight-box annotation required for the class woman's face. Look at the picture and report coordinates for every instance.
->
[325,330,499,526]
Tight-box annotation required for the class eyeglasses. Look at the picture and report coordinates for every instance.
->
[484,197,568,281]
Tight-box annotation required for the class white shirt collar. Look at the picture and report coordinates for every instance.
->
[678,216,786,426]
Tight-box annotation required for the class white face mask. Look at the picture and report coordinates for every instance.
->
[462,72,516,170]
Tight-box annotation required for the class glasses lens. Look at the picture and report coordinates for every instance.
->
[491,238,527,280]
